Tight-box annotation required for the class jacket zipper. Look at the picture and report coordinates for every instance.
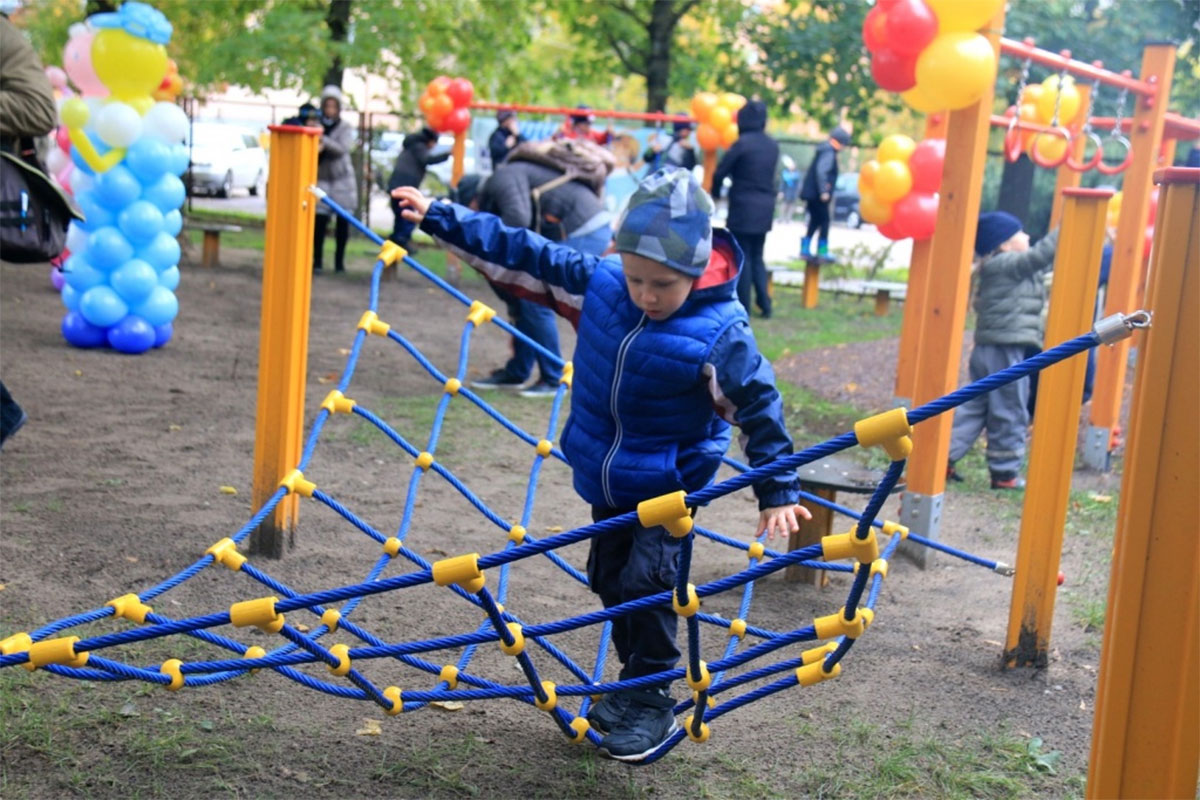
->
[601,315,647,507]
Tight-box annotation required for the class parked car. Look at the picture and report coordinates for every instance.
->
[186,123,268,197]
[833,172,861,228]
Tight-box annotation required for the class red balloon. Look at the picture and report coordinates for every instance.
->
[908,138,946,193]
[55,125,71,152]
[862,6,889,53]
[444,107,471,134]
[877,0,902,8]
[885,0,939,56]
[446,77,474,109]
[877,219,907,240]
[892,191,939,240]
[870,48,918,92]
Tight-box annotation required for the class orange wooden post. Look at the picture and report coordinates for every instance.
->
[249,125,320,558]
[1003,187,1111,667]
[702,148,717,192]
[1086,167,1199,799]
[897,10,1004,566]
[1083,42,1176,470]
[443,131,467,285]
[1048,84,1090,228]
[802,259,820,309]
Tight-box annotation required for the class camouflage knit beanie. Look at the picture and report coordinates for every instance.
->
[614,168,713,277]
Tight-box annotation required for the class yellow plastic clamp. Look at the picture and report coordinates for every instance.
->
[672,583,701,618]
[327,643,351,677]
[499,622,525,656]
[377,240,406,266]
[536,439,554,458]
[320,389,356,415]
[357,310,391,337]
[443,378,462,395]
[882,520,910,540]
[569,716,590,743]
[107,593,153,624]
[728,618,747,639]
[0,632,32,661]
[431,553,486,593]
[279,469,316,497]
[321,609,342,632]
[206,537,247,571]
[559,362,574,388]
[466,300,496,326]
[686,660,712,692]
[414,451,434,470]
[508,525,527,544]
[382,537,402,557]
[814,607,872,640]
[439,664,459,689]
[685,715,711,743]
[796,660,841,687]
[821,529,880,564]
[229,596,285,633]
[160,658,184,690]
[243,645,266,674]
[853,407,913,461]
[384,685,404,715]
[26,636,88,670]
[853,558,890,580]
[535,680,557,711]
[747,541,765,561]
[801,642,839,665]
[637,490,694,538]
[694,691,717,709]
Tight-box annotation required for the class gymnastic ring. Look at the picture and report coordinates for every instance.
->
[1095,135,1133,176]
[1003,113,1025,163]
[1028,126,1072,169]
[1064,130,1104,172]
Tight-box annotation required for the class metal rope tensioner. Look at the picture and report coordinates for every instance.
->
[1094,309,1152,344]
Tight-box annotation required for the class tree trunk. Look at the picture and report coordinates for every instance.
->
[644,0,675,112]
[85,0,118,13]
[322,0,352,89]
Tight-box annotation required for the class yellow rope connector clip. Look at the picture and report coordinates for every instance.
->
[160,658,184,690]
[853,558,890,580]
[801,642,839,665]
[882,520,910,540]
[439,664,459,689]
[205,537,247,571]
[685,715,711,743]
[1,632,32,669]
[242,645,266,674]
[535,680,557,711]
[536,439,554,458]
[559,361,574,388]
[443,378,462,395]
[686,660,712,692]
[107,593,153,624]
[414,451,434,470]
[796,659,841,687]
[321,609,341,632]
[821,528,880,564]
[672,583,701,618]
[382,537,402,557]
[384,685,404,715]
[320,389,356,415]
[431,553,486,593]
[466,300,496,327]
[26,636,89,671]
[747,541,765,561]
[854,407,913,461]
[230,596,285,633]
[637,490,694,538]
[327,643,351,677]
[814,607,874,640]
[357,310,391,337]
[377,240,406,267]
[728,618,747,639]
[694,691,716,709]
[508,525,527,544]
[569,716,590,743]
[279,469,316,497]
[499,622,525,656]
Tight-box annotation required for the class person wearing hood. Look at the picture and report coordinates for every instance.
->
[387,125,450,249]
[799,125,850,260]
[392,168,808,762]
[711,100,779,319]
[643,118,696,174]
[488,110,525,168]
[313,85,358,272]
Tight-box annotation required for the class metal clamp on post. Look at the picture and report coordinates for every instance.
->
[993,562,1016,577]
[637,490,694,538]
[1094,309,1152,344]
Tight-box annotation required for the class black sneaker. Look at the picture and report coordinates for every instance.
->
[518,381,558,398]
[598,687,679,762]
[586,690,633,736]
[946,462,964,483]
[469,369,525,391]
[991,474,1026,490]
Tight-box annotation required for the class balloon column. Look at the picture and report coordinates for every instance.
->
[863,0,1003,113]
[418,76,474,135]
[690,92,745,150]
[53,3,187,354]
[858,134,945,242]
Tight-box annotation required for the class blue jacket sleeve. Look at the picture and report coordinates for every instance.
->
[705,321,800,509]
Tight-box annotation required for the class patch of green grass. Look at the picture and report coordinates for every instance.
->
[754,288,904,363]
[777,380,869,443]
[1064,489,1119,539]
[10,501,31,513]
[45,498,64,513]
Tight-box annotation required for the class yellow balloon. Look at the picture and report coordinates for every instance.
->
[859,189,894,225]
[878,135,916,164]
[60,97,90,128]
[1032,133,1068,163]
[1037,75,1081,125]
[858,160,880,193]
[91,29,168,106]
[915,33,998,111]
[720,92,746,111]
[719,123,739,149]
[691,92,718,124]
[902,85,944,114]
[874,160,914,203]
[925,0,1003,32]
[708,105,732,130]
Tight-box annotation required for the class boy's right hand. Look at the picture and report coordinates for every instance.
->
[390,186,431,224]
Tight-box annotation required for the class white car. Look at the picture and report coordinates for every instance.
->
[186,123,268,197]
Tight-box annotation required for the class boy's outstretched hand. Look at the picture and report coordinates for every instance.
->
[756,504,813,541]
[390,186,431,224]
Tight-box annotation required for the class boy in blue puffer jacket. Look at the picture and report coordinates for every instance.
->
[392,169,809,762]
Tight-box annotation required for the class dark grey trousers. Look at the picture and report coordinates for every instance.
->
[948,344,1030,478]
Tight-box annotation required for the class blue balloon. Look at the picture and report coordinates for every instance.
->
[133,286,178,327]
[162,208,183,236]
[95,165,142,210]
[61,284,80,311]
[62,254,106,292]
[74,190,115,232]
[69,131,111,177]
[110,259,158,304]
[153,322,173,348]
[107,315,156,354]
[125,136,172,184]
[158,265,180,291]
[142,173,185,212]
[168,143,190,177]
[117,200,164,243]
[138,231,181,271]
[86,226,134,271]
[61,311,109,348]
[79,285,129,327]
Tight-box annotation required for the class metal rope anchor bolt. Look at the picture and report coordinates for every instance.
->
[1094,309,1152,344]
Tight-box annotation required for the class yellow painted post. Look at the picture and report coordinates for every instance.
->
[897,9,1004,566]
[1084,43,1176,470]
[1048,84,1089,229]
[249,125,320,558]
[1086,167,1199,799]
[1003,187,1111,667]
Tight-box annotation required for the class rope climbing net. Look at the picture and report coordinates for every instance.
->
[0,192,1143,763]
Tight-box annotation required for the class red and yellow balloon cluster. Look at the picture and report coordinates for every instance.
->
[863,0,1002,113]
[858,134,945,241]
[690,92,746,150]
[1004,76,1083,163]
[418,76,474,134]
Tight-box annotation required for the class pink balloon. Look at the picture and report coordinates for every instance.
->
[63,30,106,97]
[56,163,74,193]
[892,191,939,240]
[908,138,946,193]
[870,48,918,92]
[45,66,69,90]
[55,125,71,152]
[885,0,939,56]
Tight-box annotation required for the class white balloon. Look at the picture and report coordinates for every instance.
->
[84,97,104,117]
[142,103,189,144]
[94,102,143,148]
[68,168,94,195]
[45,148,69,174]
[66,220,89,253]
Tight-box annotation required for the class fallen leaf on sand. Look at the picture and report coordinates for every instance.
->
[125,556,138,563]
[1088,492,1112,503]
[73,370,83,377]
[168,424,182,432]
[355,719,382,736]
[219,486,238,495]
[339,348,351,356]
[430,701,464,711]
[844,382,858,393]
[295,623,310,633]
[545,526,564,533]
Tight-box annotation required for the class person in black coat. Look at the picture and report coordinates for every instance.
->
[387,126,450,247]
[487,110,525,168]
[800,126,850,260]
[712,100,779,318]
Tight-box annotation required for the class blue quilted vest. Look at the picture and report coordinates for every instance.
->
[560,236,746,509]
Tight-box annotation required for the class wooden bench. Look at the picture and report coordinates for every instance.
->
[786,455,905,586]
[183,222,242,267]
[769,264,906,315]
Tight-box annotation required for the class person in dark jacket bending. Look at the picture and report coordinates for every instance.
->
[711,100,779,319]
[387,126,450,248]
[487,110,525,168]
[800,126,850,260]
